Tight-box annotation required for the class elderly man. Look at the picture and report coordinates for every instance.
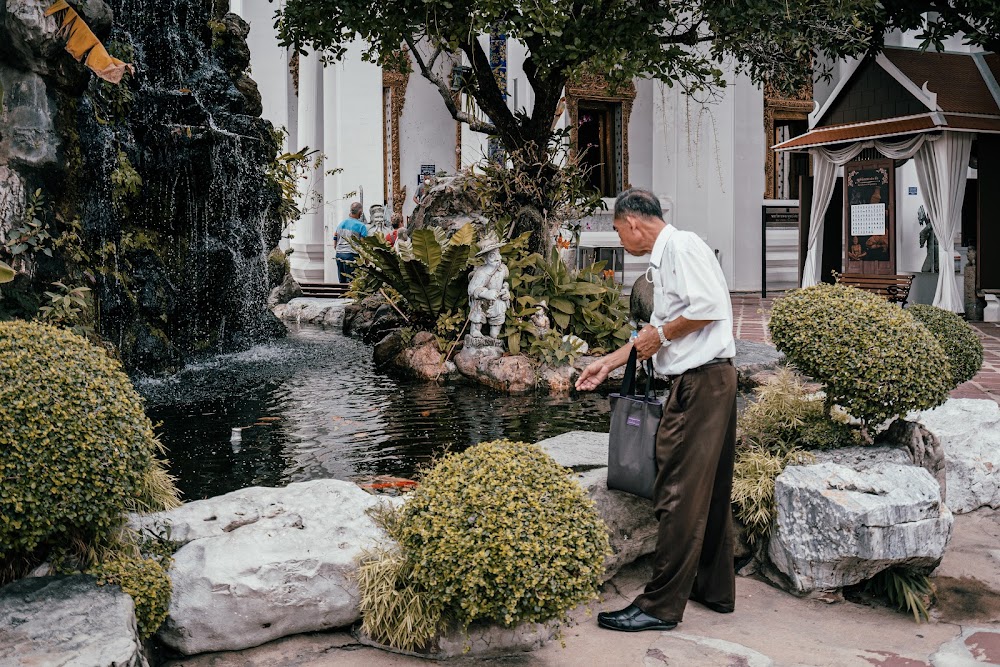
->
[576,188,737,632]
[333,202,368,282]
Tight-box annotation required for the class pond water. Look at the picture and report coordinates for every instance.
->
[137,325,611,501]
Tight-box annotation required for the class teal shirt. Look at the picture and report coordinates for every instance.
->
[335,218,368,253]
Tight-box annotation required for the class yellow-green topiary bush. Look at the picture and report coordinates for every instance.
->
[907,304,984,387]
[358,439,610,651]
[0,320,179,567]
[768,284,952,432]
[89,551,172,640]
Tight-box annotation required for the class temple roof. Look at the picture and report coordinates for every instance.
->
[774,47,1000,152]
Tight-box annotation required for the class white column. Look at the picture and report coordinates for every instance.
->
[290,50,326,283]
[322,62,340,283]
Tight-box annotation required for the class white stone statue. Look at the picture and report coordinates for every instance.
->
[369,204,388,235]
[467,233,510,346]
[530,299,551,335]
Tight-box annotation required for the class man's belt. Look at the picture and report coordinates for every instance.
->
[668,357,732,381]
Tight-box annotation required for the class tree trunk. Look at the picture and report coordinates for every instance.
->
[876,418,947,503]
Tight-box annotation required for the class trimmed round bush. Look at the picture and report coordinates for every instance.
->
[401,440,609,625]
[768,284,952,427]
[90,552,172,640]
[907,304,984,387]
[361,439,610,650]
[0,321,168,561]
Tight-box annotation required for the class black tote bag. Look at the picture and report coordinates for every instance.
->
[607,347,662,499]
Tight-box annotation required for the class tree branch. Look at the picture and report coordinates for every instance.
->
[460,36,522,145]
[402,35,496,134]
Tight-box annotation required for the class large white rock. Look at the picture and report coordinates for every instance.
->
[273,298,349,326]
[768,461,953,593]
[0,575,147,667]
[535,431,658,581]
[918,398,1000,513]
[131,479,395,655]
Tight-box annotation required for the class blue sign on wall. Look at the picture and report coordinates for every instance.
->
[908,186,918,195]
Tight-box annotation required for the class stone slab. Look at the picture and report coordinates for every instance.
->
[131,479,398,655]
[0,575,147,667]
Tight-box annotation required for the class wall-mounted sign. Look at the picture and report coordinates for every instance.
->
[850,203,886,237]
[845,160,894,269]
[908,186,918,195]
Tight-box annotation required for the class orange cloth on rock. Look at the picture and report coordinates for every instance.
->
[45,0,135,84]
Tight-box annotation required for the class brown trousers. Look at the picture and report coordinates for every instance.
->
[633,361,738,622]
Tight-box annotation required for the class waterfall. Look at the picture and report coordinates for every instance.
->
[70,0,284,371]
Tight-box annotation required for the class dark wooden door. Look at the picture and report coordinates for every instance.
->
[979,136,1000,292]
[844,158,895,275]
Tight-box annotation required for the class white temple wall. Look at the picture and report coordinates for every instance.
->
[399,75,462,218]
[322,43,384,281]
[732,74,768,291]
[644,70,763,289]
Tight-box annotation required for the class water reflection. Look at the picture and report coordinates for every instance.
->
[138,325,611,500]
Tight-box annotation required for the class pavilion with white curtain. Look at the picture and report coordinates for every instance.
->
[774,47,1000,314]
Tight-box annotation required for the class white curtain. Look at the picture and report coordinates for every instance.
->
[913,133,973,313]
[800,134,938,287]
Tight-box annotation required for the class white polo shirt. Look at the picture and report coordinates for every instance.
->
[647,224,735,376]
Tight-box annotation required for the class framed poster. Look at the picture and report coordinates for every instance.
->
[844,158,895,275]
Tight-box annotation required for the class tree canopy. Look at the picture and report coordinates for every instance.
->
[274,0,895,152]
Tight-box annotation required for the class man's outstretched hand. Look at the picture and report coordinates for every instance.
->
[576,359,609,391]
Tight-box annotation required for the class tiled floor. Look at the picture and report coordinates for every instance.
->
[730,291,1000,405]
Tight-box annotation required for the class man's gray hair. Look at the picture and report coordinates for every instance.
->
[614,188,662,220]
[350,201,364,217]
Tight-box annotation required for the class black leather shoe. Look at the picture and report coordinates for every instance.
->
[597,604,678,632]
[689,595,734,614]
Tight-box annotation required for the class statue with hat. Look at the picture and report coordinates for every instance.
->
[467,231,510,346]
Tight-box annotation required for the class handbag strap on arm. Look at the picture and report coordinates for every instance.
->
[643,359,656,400]
[620,345,638,396]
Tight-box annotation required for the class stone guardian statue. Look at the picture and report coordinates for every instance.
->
[917,205,939,273]
[467,233,510,347]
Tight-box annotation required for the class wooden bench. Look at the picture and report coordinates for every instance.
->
[837,273,914,306]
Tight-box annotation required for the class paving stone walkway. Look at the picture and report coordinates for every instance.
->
[730,292,1000,405]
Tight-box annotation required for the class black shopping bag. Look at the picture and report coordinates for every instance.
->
[607,346,662,499]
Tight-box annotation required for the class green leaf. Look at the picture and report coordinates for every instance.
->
[0,261,14,284]
[548,297,575,314]
[567,282,605,296]
[449,223,475,247]
[409,229,443,273]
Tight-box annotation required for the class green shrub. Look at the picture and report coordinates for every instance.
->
[359,439,610,651]
[739,368,860,452]
[503,235,630,355]
[863,567,933,623]
[732,444,812,544]
[907,304,984,387]
[0,321,179,565]
[89,551,172,639]
[768,284,952,432]
[352,223,476,329]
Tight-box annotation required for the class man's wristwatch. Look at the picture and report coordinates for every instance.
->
[656,325,671,347]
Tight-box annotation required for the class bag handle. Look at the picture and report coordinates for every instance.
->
[620,345,656,401]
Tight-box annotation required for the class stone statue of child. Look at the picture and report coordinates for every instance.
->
[467,233,510,344]
[917,205,939,273]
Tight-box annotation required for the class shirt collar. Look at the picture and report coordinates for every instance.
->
[648,224,675,268]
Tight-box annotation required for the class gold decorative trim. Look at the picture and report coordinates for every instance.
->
[764,82,813,199]
[565,73,636,191]
[383,60,410,216]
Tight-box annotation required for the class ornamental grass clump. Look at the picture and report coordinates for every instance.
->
[907,304,984,388]
[768,284,951,437]
[358,439,610,652]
